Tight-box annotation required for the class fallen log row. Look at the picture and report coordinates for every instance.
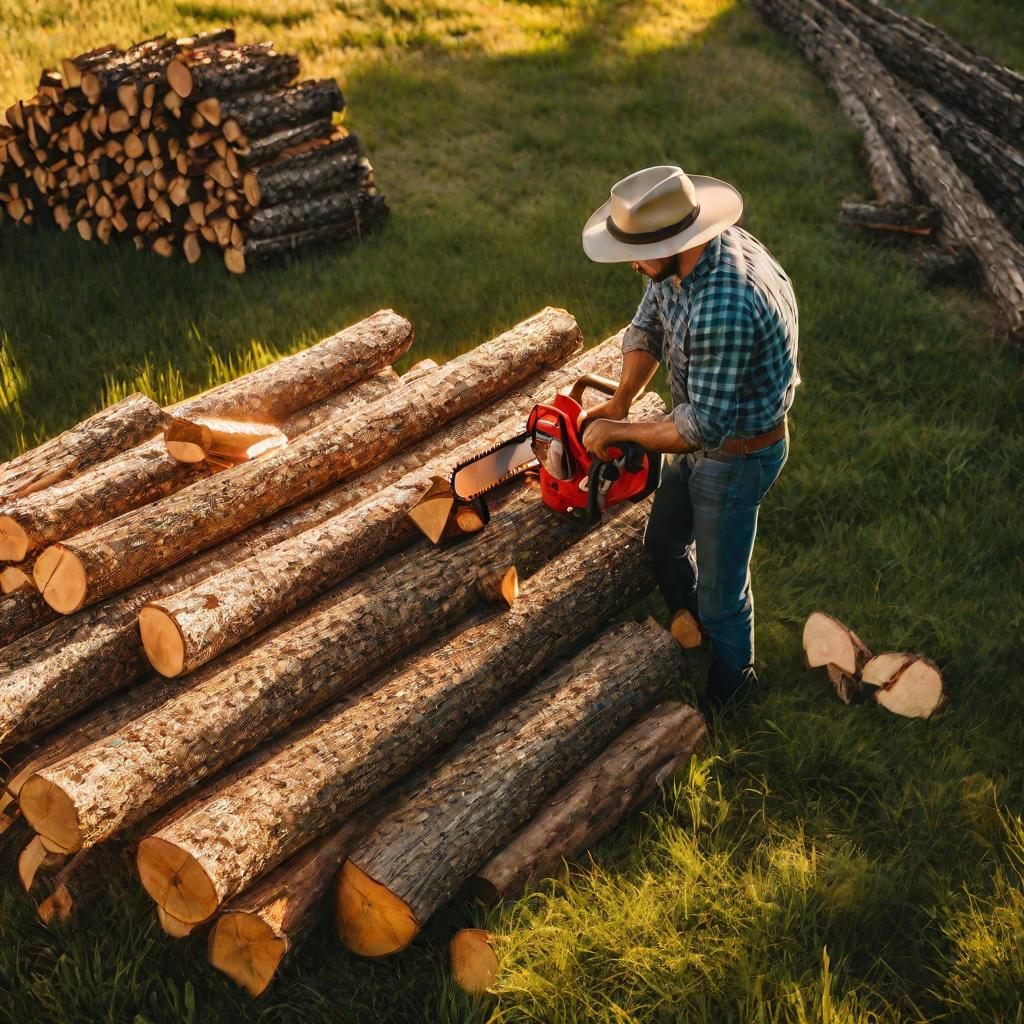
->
[33,307,580,614]
[0,311,412,562]
[0,332,617,751]
[134,497,657,923]
[472,700,706,904]
[757,0,1024,341]
[138,367,651,678]
[1,32,384,271]
[0,393,167,501]
[337,619,685,957]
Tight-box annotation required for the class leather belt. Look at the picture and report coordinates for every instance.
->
[717,419,787,456]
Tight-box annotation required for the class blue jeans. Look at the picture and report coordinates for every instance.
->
[643,437,788,672]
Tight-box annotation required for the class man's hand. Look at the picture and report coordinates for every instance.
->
[581,418,628,461]
[577,396,629,432]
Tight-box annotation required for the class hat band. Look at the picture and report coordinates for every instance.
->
[605,204,701,245]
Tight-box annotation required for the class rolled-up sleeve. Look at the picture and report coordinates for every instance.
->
[621,283,664,361]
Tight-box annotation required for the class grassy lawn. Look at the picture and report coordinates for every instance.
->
[1,1,1023,1021]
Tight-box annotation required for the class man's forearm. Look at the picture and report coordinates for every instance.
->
[614,349,660,408]
[618,415,698,454]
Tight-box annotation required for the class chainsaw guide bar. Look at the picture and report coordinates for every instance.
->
[450,432,537,502]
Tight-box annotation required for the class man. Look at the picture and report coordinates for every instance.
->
[579,165,799,708]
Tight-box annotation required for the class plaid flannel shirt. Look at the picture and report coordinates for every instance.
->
[622,226,800,451]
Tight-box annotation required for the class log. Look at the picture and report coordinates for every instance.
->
[35,308,581,614]
[166,43,300,100]
[248,134,363,206]
[164,416,286,464]
[0,587,58,650]
[803,610,873,703]
[757,0,1024,341]
[472,702,705,904]
[337,620,683,955]
[450,930,500,995]
[241,118,333,165]
[241,198,387,263]
[0,393,167,501]
[136,386,658,678]
[134,496,657,922]
[244,186,383,242]
[220,80,344,142]
[0,563,34,594]
[0,338,615,751]
[863,653,945,719]
[837,200,937,235]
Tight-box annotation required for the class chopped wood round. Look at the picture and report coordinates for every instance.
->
[802,611,872,675]
[450,929,499,995]
[861,652,915,687]
[137,605,186,677]
[136,835,218,923]
[207,912,287,997]
[18,775,80,853]
[32,546,88,615]
[157,905,199,938]
[37,882,73,925]
[874,656,944,719]
[335,860,418,958]
[0,516,30,561]
[165,60,193,98]
[670,609,703,649]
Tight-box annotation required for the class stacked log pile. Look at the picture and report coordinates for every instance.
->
[756,0,1024,340]
[0,30,385,273]
[0,306,704,997]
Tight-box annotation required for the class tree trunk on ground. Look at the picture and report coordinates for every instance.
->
[472,701,706,904]
[221,81,344,143]
[757,0,1024,341]
[166,43,299,100]
[34,308,581,614]
[0,588,58,651]
[0,394,167,501]
[0,336,619,752]
[137,387,659,678]
[837,200,937,235]
[336,622,684,956]
[134,497,657,923]
[23,467,631,855]
[821,0,1023,146]
[275,366,399,438]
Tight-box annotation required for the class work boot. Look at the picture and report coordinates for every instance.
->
[705,658,758,712]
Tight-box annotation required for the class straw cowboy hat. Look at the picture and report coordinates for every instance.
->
[582,165,743,263]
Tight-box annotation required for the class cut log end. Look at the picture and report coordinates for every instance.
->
[407,478,456,544]
[19,835,65,892]
[476,566,519,608]
[33,545,88,614]
[166,60,193,98]
[38,882,73,925]
[802,611,872,676]
[0,516,30,561]
[157,905,200,938]
[208,911,286,997]
[18,774,81,854]
[139,605,187,677]
[669,609,704,649]
[335,860,419,957]
[0,564,35,594]
[873,656,945,719]
[450,929,499,995]
[165,418,213,463]
[136,836,218,924]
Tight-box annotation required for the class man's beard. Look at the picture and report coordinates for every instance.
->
[650,258,679,283]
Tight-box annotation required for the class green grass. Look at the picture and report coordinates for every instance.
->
[1,1,1023,1021]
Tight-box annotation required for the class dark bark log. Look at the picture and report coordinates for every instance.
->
[0,393,167,501]
[241,118,334,165]
[221,80,344,143]
[244,185,381,241]
[250,135,364,206]
[35,308,579,614]
[0,587,58,650]
[338,620,684,955]
[757,0,1024,341]
[832,90,915,206]
[134,496,657,922]
[837,199,937,235]
[166,43,299,100]
[472,702,705,904]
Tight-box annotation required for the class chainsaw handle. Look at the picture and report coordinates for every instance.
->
[568,373,620,405]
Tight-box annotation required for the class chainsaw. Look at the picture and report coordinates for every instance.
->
[414,374,662,542]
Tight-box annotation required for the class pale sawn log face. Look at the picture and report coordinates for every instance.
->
[44,307,581,611]
[342,621,686,941]
[474,701,706,903]
[138,496,657,917]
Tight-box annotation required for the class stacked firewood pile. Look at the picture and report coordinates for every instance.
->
[0,29,385,273]
[756,0,1024,342]
[0,308,704,997]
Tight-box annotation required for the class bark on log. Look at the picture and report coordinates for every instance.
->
[249,134,363,206]
[820,0,1024,146]
[241,118,333,166]
[0,587,57,651]
[244,186,382,242]
[472,702,705,904]
[166,44,300,100]
[23,464,634,855]
[757,0,1024,341]
[220,81,344,143]
[338,620,684,956]
[134,497,657,922]
[837,200,937,235]
[35,308,581,614]
[0,393,167,501]
[0,338,617,751]
[137,385,658,678]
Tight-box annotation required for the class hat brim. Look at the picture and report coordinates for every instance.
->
[582,175,743,263]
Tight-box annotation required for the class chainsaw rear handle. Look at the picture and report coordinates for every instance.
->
[568,373,619,405]
[578,440,658,528]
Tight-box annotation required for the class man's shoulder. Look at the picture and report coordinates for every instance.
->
[715,226,796,322]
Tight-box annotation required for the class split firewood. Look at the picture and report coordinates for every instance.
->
[757,0,1024,341]
[862,653,945,718]
[0,562,35,594]
[166,43,299,100]
[134,497,656,923]
[164,416,286,464]
[472,701,706,904]
[450,930,501,995]
[18,833,66,892]
[241,118,334,165]
[337,619,684,957]
[802,610,873,704]
[0,393,167,501]
[34,309,579,614]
